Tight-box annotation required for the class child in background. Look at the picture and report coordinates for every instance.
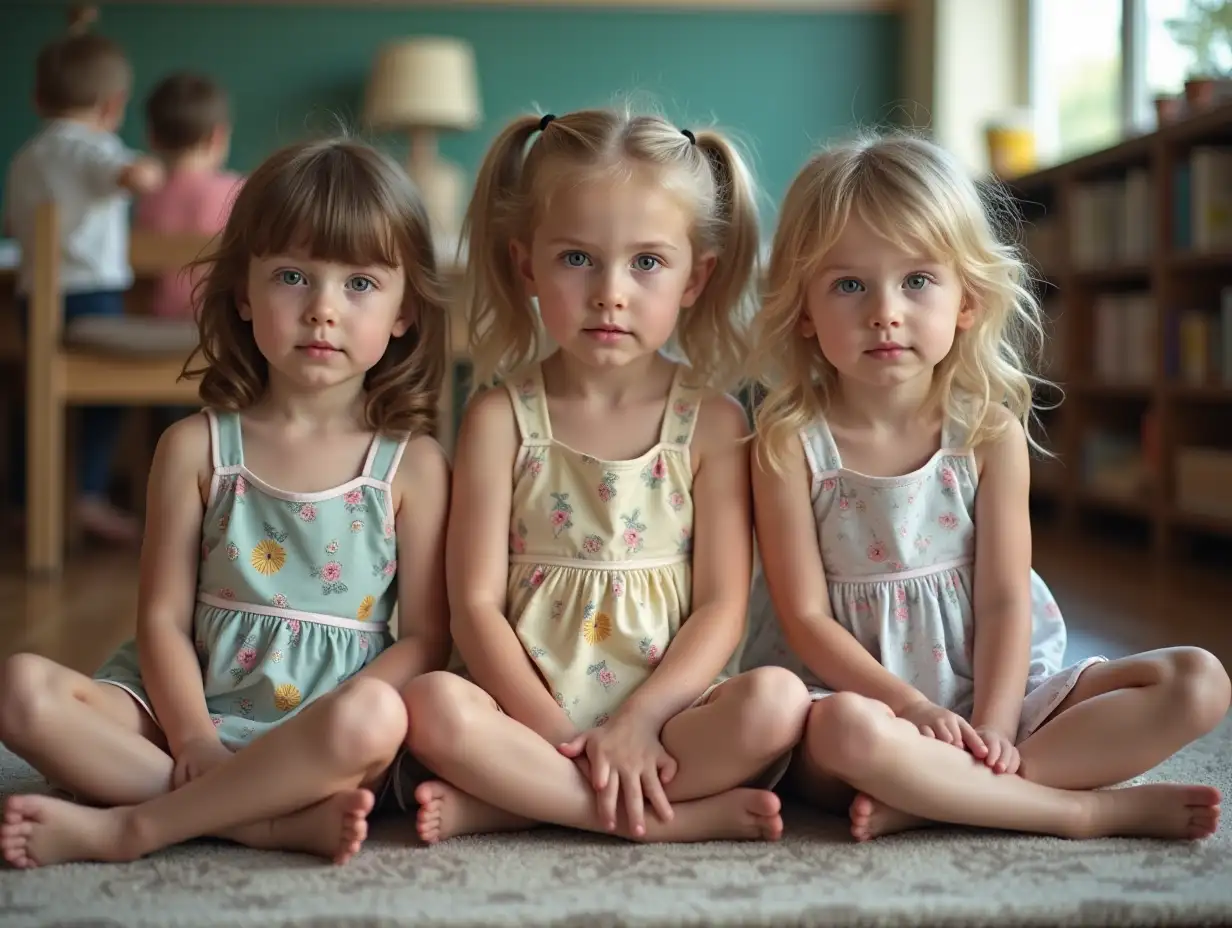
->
[402,108,810,846]
[0,136,452,868]
[3,25,165,543]
[742,132,1229,842]
[137,71,243,320]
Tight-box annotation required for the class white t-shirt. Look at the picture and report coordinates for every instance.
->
[3,119,136,296]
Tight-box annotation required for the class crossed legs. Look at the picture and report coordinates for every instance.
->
[402,667,810,844]
[0,653,407,867]
[791,646,1228,843]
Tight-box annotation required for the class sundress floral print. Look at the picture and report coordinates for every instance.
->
[310,559,348,595]
[740,414,1101,744]
[88,409,404,754]
[288,500,317,522]
[640,454,667,489]
[498,363,712,730]
[598,470,618,502]
[548,491,575,537]
[620,510,647,554]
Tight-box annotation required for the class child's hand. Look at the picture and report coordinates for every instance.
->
[172,735,233,789]
[897,700,988,758]
[973,726,1020,775]
[558,716,677,837]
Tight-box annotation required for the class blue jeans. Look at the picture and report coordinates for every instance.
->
[8,290,127,504]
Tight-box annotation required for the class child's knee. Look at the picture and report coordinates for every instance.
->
[1165,647,1231,731]
[802,693,892,777]
[402,671,483,761]
[323,677,407,764]
[730,666,810,753]
[0,652,61,740]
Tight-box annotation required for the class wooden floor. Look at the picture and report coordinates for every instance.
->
[0,529,1230,674]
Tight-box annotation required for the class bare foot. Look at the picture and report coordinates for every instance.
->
[76,497,140,545]
[231,789,375,864]
[1080,784,1221,840]
[1,795,137,868]
[645,788,784,844]
[414,780,535,844]
[848,792,932,842]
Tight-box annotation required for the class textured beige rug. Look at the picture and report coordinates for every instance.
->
[2,719,1231,927]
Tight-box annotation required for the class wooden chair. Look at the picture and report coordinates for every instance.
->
[26,201,212,576]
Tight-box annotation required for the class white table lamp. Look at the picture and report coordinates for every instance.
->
[364,37,482,246]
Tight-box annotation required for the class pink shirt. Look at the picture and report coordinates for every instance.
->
[135,169,242,318]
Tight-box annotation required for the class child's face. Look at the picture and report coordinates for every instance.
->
[513,169,713,371]
[239,247,410,393]
[800,216,973,390]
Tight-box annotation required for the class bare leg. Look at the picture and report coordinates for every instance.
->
[0,653,175,805]
[657,667,810,800]
[800,693,1220,842]
[403,672,784,845]
[0,677,407,867]
[1018,648,1231,789]
[0,653,376,864]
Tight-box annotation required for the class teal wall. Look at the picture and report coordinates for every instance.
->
[1,1,901,210]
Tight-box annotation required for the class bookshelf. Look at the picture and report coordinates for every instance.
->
[1010,101,1232,562]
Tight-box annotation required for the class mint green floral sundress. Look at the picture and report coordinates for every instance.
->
[94,409,401,750]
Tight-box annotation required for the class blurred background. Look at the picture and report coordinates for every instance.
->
[0,0,1229,673]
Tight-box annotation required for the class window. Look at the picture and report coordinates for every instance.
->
[1146,0,1197,101]
[1031,0,1232,164]
[1032,0,1124,163]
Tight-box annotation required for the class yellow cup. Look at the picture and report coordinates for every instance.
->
[985,122,1036,179]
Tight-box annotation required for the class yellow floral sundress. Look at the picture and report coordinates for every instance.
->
[504,362,706,730]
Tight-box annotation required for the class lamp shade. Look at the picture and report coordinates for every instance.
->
[363,37,482,132]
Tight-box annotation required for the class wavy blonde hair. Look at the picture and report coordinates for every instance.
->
[181,136,449,438]
[750,130,1049,472]
[463,105,760,392]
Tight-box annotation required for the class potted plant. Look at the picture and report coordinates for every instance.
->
[1166,0,1232,109]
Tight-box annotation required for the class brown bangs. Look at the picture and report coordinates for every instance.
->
[239,143,406,269]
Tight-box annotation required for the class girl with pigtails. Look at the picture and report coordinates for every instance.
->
[402,107,810,845]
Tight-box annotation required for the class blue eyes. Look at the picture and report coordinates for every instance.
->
[833,274,932,293]
[560,251,662,272]
[276,270,375,291]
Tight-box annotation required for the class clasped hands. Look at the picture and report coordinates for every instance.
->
[896,699,1021,775]
[556,711,676,838]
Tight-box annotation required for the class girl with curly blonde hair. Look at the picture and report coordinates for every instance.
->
[741,131,1228,843]
[403,106,810,846]
[1,136,453,868]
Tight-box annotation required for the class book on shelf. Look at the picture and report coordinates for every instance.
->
[1069,168,1153,269]
[1173,146,1232,253]
[1091,292,1155,385]
[1165,287,1232,386]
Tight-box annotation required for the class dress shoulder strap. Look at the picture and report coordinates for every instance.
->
[204,408,244,470]
[504,363,553,444]
[799,417,842,478]
[362,433,410,484]
[659,365,703,447]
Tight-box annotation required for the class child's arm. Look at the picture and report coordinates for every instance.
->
[619,395,753,727]
[448,389,579,746]
[135,416,219,760]
[970,412,1034,743]
[72,139,164,198]
[116,157,165,195]
[358,436,452,688]
[750,430,926,712]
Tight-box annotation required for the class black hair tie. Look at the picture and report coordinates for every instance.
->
[538,113,556,132]
[681,128,696,145]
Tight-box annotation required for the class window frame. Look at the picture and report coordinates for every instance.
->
[1028,0,1162,162]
